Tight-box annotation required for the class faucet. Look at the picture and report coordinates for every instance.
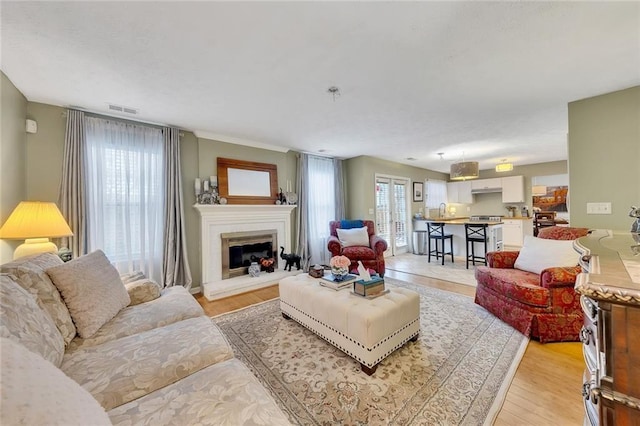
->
[439,203,447,219]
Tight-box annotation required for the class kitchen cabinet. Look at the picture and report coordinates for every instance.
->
[501,175,525,203]
[446,181,473,204]
[502,218,533,248]
[471,178,501,191]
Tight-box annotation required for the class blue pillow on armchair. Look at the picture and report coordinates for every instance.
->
[340,219,364,229]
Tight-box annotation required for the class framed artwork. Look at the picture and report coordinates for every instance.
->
[532,185,568,212]
[217,157,278,204]
[413,182,424,202]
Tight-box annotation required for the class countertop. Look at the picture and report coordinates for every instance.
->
[413,218,502,225]
[574,229,640,305]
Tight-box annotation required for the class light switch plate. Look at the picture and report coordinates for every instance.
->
[368,208,374,215]
[587,202,612,215]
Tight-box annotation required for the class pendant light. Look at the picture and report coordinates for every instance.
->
[495,159,513,172]
[450,153,479,181]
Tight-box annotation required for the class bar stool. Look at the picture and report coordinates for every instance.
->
[427,222,454,265]
[464,223,488,269]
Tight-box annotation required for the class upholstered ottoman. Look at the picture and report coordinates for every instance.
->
[279,274,420,375]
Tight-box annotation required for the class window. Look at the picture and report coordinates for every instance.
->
[307,155,337,265]
[85,116,164,281]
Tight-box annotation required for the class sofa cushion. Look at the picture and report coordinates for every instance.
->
[475,266,550,308]
[337,226,370,247]
[66,286,204,352]
[514,235,579,275]
[107,358,291,426]
[0,253,77,345]
[47,250,131,338]
[343,245,376,260]
[61,316,234,410]
[0,337,111,426]
[0,274,65,367]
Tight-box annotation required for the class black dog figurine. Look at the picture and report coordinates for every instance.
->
[280,246,301,271]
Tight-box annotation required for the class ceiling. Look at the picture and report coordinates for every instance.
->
[1,1,638,174]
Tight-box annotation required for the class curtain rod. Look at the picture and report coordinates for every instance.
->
[61,108,184,136]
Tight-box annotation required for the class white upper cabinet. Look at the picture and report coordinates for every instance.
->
[501,175,525,203]
[471,178,502,190]
[446,181,473,204]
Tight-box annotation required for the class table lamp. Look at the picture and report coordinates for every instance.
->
[0,201,73,259]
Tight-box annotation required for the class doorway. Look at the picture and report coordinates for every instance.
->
[375,175,409,256]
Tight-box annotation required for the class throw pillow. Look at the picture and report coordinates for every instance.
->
[46,250,130,338]
[336,226,370,247]
[0,337,111,426]
[0,274,65,367]
[125,278,162,306]
[339,219,364,229]
[514,235,579,275]
[0,252,77,345]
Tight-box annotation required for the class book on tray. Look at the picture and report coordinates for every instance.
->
[319,273,358,290]
[353,276,385,297]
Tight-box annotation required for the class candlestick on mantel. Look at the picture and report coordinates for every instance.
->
[204,180,209,192]
[195,178,201,196]
[210,176,217,186]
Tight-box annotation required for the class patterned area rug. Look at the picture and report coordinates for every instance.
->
[214,278,528,425]
[385,254,478,286]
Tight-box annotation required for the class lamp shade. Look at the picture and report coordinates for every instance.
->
[0,202,72,239]
[450,161,479,181]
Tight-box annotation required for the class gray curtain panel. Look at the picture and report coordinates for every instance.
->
[58,109,87,258]
[161,127,193,289]
[333,158,346,220]
[295,153,310,271]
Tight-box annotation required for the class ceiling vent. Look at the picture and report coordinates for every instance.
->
[108,104,138,115]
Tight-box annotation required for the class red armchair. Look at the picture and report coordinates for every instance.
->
[474,227,590,343]
[327,220,388,277]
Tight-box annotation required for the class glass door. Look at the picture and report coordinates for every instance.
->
[376,176,409,256]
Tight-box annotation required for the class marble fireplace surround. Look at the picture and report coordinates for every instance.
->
[194,204,297,301]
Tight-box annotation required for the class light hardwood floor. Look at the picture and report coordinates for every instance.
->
[195,270,584,425]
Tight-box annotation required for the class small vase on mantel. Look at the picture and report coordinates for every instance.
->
[248,262,260,277]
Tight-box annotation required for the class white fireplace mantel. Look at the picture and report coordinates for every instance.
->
[194,204,297,300]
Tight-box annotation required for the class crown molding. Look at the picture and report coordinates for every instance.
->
[193,130,290,153]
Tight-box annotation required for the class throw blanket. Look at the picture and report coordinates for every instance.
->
[340,219,364,229]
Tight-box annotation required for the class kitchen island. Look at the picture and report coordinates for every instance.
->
[412,218,503,262]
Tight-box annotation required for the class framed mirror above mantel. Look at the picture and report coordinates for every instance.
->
[217,157,278,204]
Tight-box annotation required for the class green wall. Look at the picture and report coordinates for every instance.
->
[345,156,448,220]
[25,103,67,201]
[1,73,28,262]
[470,161,568,216]
[568,86,640,231]
[5,100,298,289]
[189,137,297,288]
[4,84,638,282]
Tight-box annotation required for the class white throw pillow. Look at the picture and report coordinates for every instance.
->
[514,235,579,275]
[46,250,131,338]
[0,337,111,426]
[337,226,370,247]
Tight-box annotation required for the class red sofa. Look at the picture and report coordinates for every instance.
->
[327,220,387,277]
[474,226,590,343]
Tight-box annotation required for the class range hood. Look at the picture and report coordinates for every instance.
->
[470,187,502,194]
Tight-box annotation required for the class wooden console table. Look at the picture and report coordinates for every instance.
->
[574,230,640,425]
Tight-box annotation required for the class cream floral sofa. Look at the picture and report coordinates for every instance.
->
[0,251,290,425]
